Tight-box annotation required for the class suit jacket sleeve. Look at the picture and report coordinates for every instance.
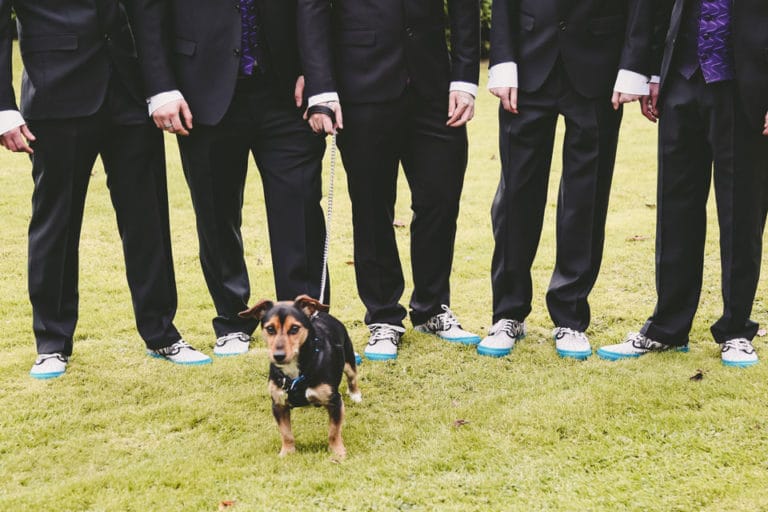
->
[297,0,336,98]
[650,0,674,77]
[0,0,18,111]
[447,0,480,84]
[127,0,178,96]
[619,0,653,75]
[489,0,518,67]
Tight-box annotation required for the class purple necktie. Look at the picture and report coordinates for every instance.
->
[239,0,260,76]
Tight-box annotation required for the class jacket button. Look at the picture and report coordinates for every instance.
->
[559,20,567,31]
[405,27,414,37]
[233,48,241,56]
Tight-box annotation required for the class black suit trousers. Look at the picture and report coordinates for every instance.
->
[27,108,180,355]
[337,86,468,327]
[177,75,327,337]
[640,71,766,346]
[491,62,622,330]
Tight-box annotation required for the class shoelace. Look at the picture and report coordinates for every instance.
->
[554,327,587,341]
[368,324,401,347]
[158,340,194,356]
[627,332,667,350]
[216,332,250,347]
[430,305,461,331]
[491,319,523,337]
[722,338,755,354]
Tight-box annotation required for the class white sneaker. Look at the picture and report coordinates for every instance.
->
[553,327,592,360]
[597,332,688,361]
[214,332,251,356]
[413,305,481,345]
[477,319,526,358]
[721,338,758,368]
[30,353,68,379]
[364,323,405,361]
[148,340,212,365]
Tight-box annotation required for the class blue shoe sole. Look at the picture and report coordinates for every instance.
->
[213,351,248,357]
[147,352,213,365]
[556,348,592,360]
[597,345,689,361]
[476,346,512,358]
[441,336,482,345]
[722,359,758,368]
[29,371,65,380]
[355,353,363,365]
[364,352,397,361]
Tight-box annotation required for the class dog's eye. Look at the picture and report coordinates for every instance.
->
[288,325,300,335]
[265,325,277,335]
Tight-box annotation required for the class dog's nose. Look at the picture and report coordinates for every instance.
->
[273,351,286,362]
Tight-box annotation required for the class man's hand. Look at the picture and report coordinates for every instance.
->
[611,91,642,110]
[490,87,518,114]
[640,82,660,123]
[0,124,36,154]
[305,101,343,135]
[152,98,193,136]
[447,91,475,127]
[295,76,305,108]
[763,110,768,136]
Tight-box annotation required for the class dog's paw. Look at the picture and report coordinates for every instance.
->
[348,391,362,403]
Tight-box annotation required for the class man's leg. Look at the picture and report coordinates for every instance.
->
[176,95,258,338]
[27,117,100,356]
[249,88,328,303]
[545,84,622,332]
[641,74,713,346]
[100,121,182,350]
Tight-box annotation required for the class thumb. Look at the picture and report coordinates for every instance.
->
[21,124,36,141]
[181,102,194,129]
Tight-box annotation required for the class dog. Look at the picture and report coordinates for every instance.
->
[240,294,361,459]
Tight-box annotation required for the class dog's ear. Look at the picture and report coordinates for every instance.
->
[239,300,273,322]
[294,294,330,315]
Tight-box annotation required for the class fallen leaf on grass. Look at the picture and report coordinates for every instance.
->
[393,220,406,228]
[345,260,355,266]
[219,500,237,510]
[626,235,650,242]
[452,419,470,428]
[689,369,704,381]
[645,203,656,209]
[757,329,766,337]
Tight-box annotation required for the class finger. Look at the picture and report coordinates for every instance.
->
[11,133,32,153]
[152,114,164,130]
[170,114,189,136]
[20,125,36,142]
[499,93,512,112]
[335,105,343,130]
[322,116,335,135]
[447,95,458,118]
[447,102,467,125]
[309,114,324,134]
[509,89,519,114]
[180,102,194,130]
[611,91,620,111]
[449,104,474,127]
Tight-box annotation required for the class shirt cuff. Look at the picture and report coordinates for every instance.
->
[449,81,478,97]
[487,62,518,90]
[147,90,184,116]
[308,92,340,108]
[650,75,661,84]
[0,110,26,135]
[613,69,650,95]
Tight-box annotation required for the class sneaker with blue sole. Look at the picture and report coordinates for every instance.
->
[364,324,404,361]
[148,340,212,365]
[30,353,68,380]
[477,319,526,357]
[413,305,481,345]
[721,338,758,368]
[553,327,591,360]
[597,332,688,361]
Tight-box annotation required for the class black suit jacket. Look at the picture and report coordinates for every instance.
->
[0,0,146,122]
[297,0,480,104]
[650,0,768,128]
[489,0,651,99]
[132,0,303,126]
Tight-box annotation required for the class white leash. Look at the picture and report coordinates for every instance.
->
[318,132,336,303]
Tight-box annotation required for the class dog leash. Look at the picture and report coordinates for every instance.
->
[318,132,335,302]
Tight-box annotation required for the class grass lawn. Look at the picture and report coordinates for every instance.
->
[2,50,768,510]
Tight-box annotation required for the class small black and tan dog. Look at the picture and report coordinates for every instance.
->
[240,294,361,459]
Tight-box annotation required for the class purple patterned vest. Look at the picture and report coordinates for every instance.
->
[697,0,735,83]
[239,0,261,76]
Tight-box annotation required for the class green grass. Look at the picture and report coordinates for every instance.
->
[2,49,768,510]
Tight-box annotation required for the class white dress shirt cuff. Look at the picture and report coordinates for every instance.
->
[147,90,184,116]
[613,69,650,95]
[308,92,340,108]
[650,75,661,84]
[449,81,478,97]
[0,110,26,136]
[487,62,518,90]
